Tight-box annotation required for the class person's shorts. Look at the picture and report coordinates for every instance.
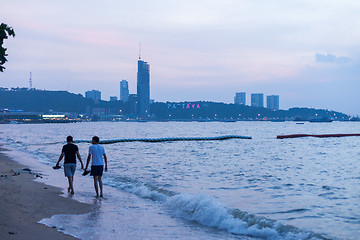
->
[90,165,103,176]
[64,163,76,177]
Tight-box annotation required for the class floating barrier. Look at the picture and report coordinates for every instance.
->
[75,135,252,144]
[277,133,360,139]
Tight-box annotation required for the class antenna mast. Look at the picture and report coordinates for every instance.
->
[139,42,141,60]
[29,72,32,89]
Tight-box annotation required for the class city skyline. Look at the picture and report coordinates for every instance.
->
[1,1,360,115]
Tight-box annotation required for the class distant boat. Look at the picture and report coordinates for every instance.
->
[309,117,333,123]
[350,117,360,122]
[296,122,305,125]
[197,118,211,122]
[221,119,237,122]
[271,119,285,122]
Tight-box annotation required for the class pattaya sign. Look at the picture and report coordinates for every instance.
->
[167,103,201,109]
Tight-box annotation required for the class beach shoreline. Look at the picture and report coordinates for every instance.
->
[0,145,94,240]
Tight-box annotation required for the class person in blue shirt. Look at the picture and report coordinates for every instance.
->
[84,136,108,198]
[56,136,84,194]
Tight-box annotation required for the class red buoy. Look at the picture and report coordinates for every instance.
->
[277,133,360,139]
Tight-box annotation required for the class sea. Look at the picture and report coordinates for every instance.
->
[0,121,359,240]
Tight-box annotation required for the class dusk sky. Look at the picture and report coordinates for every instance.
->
[1,0,360,115]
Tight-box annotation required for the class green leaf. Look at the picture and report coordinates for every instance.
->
[0,22,15,72]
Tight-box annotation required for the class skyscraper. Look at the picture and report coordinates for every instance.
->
[137,58,150,118]
[85,90,101,103]
[234,92,246,105]
[267,95,279,111]
[120,79,129,102]
[251,93,264,107]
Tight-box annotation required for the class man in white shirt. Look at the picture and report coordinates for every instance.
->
[84,136,108,198]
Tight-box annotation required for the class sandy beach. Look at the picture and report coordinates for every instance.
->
[0,146,94,240]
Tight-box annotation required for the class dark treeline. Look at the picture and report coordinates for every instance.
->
[0,89,93,112]
[0,89,127,114]
[151,102,349,120]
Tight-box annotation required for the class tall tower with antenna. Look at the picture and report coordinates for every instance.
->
[29,72,32,89]
[137,44,150,118]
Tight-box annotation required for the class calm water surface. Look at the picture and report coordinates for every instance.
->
[1,121,359,240]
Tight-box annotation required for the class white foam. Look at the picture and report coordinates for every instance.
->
[166,193,325,239]
[167,193,276,239]
[105,177,169,202]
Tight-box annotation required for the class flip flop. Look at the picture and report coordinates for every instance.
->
[53,166,61,170]
[82,170,90,176]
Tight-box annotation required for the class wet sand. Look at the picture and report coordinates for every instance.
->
[0,146,94,240]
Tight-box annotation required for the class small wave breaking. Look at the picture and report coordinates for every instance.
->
[105,176,331,240]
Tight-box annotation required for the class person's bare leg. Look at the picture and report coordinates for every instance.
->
[98,176,103,197]
[67,176,74,194]
[71,176,75,194]
[93,176,99,197]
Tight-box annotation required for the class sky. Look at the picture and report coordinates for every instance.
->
[1,0,360,115]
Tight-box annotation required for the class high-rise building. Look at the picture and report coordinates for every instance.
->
[128,94,138,115]
[120,80,129,102]
[234,92,246,105]
[85,90,101,102]
[137,58,150,118]
[110,96,118,101]
[251,93,264,107]
[267,95,279,111]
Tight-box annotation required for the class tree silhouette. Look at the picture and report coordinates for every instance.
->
[0,23,15,72]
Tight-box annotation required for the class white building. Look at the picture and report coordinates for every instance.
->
[85,90,101,102]
[110,96,118,101]
[267,95,279,111]
[251,93,264,107]
[120,80,129,102]
[234,92,246,105]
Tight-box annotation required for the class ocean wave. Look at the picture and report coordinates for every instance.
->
[105,176,331,240]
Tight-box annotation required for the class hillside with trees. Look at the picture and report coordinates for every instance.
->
[0,88,93,113]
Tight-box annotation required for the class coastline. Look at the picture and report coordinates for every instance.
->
[0,146,94,240]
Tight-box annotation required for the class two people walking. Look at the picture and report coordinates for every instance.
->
[56,136,108,197]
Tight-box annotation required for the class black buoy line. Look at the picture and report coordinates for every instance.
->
[74,135,252,144]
